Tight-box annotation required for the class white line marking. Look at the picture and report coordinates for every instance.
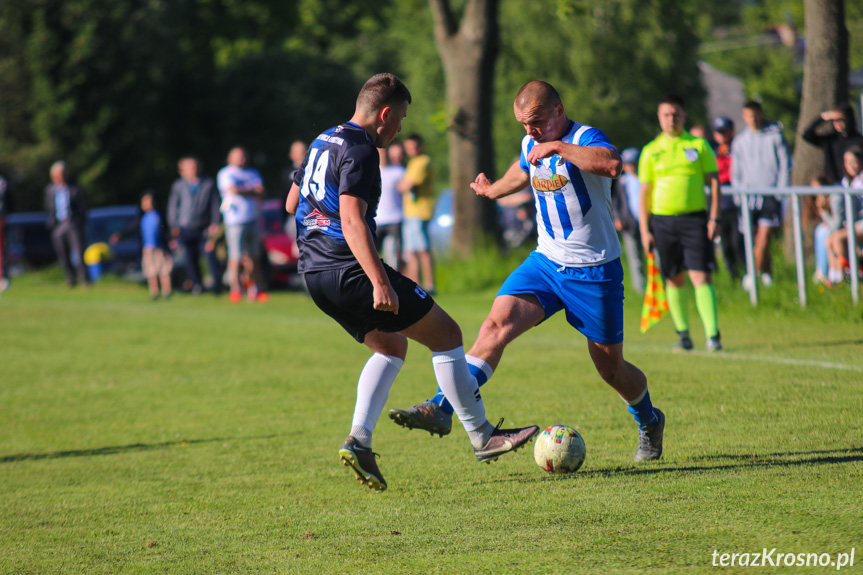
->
[521,336,863,372]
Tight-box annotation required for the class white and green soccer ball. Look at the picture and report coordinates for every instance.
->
[534,424,586,474]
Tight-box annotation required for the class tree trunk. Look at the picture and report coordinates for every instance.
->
[430,0,499,256]
[788,0,847,257]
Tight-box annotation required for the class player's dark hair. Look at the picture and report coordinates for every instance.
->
[659,93,685,109]
[743,100,763,112]
[405,133,424,145]
[356,73,411,115]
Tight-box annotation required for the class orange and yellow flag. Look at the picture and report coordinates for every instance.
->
[640,252,669,333]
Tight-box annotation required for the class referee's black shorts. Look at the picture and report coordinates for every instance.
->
[649,210,715,279]
[304,261,435,343]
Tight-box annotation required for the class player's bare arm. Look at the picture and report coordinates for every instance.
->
[706,172,720,240]
[340,193,399,314]
[527,141,622,179]
[285,183,300,214]
[471,160,530,200]
[639,181,654,253]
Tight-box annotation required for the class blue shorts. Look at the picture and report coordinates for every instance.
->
[498,251,624,345]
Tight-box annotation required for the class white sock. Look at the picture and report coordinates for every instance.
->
[350,353,404,447]
[350,425,372,448]
[466,355,494,384]
[431,346,490,446]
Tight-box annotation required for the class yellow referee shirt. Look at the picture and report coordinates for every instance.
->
[639,131,718,215]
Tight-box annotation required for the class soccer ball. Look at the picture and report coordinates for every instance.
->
[534,424,586,474]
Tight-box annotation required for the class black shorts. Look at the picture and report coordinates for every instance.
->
[745,195,782,228]
[649,211,715,279]
[304,261,435,343]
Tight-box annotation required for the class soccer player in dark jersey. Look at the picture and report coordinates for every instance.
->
[286,73,538,491]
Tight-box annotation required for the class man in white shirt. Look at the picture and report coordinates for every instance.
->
[375,141,406,269]
[217,147,267,302]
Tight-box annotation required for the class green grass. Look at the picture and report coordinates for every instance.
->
[1,271,861,574]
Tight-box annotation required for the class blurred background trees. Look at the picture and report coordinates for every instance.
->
[1,0,860,251]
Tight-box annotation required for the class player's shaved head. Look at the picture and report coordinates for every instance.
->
[356,73,412,116]
[515,81,562,112]
[513,80,568,143]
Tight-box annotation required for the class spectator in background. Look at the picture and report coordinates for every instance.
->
[45,161,90,288]
[376,141,405,269]
[711,116,745,279]
[802,104,863,185]
[611,147,645,294]
[639,94,722,352]
[731,100,790,291]
[217,147,268,303]
[168,157,222,295]
[112,190,173,300]
[0,172,10,292]
[496,185,536,250]
[689,125,707,140]
[398,134,435,294]
[280,140,308,230]
[811,175,836,285]
[827,147,863,283]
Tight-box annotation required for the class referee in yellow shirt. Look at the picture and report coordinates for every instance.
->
[639,94,722,352]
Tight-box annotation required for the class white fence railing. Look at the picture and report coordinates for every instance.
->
[723,186,859,307]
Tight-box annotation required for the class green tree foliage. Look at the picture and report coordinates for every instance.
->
[0,0,372,210]
[699,0,803,144]
[491,0,705,175]
[8,0,845,222]
[384,0,706,188]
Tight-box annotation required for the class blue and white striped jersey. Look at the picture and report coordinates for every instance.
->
[520,121,622,267]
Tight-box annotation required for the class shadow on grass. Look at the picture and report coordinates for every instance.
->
[789,338,863,348]
[0,434,280,464]
[495,446,863,484]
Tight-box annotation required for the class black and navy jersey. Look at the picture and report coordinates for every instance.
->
[293,122,382,273]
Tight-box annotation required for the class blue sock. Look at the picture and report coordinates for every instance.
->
[627,389,658,428]
[430,363,488,415]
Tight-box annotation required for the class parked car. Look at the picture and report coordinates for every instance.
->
[4,212,55,275]
[258,199,299,288]
[85,205,142,279]
[428,189,454,257]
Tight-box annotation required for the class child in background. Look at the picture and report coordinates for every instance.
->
[826,148,863,284]
[811,175,834,286]
[112,190,173,299]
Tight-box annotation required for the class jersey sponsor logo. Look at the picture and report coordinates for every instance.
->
[684,148,699,162]
[532,164,569,193]
[532,173,569,193]
[303,208,331,230]
[317,133,345,146]
[414,285,427,299]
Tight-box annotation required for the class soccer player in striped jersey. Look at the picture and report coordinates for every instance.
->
[390,80,664,462]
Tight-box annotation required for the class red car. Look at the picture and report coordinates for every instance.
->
[258,199,300,288]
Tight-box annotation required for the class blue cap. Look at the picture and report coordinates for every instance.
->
[712,116,734,132]
[621,148,640,165]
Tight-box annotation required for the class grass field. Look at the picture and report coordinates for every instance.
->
[1,272,861,574]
